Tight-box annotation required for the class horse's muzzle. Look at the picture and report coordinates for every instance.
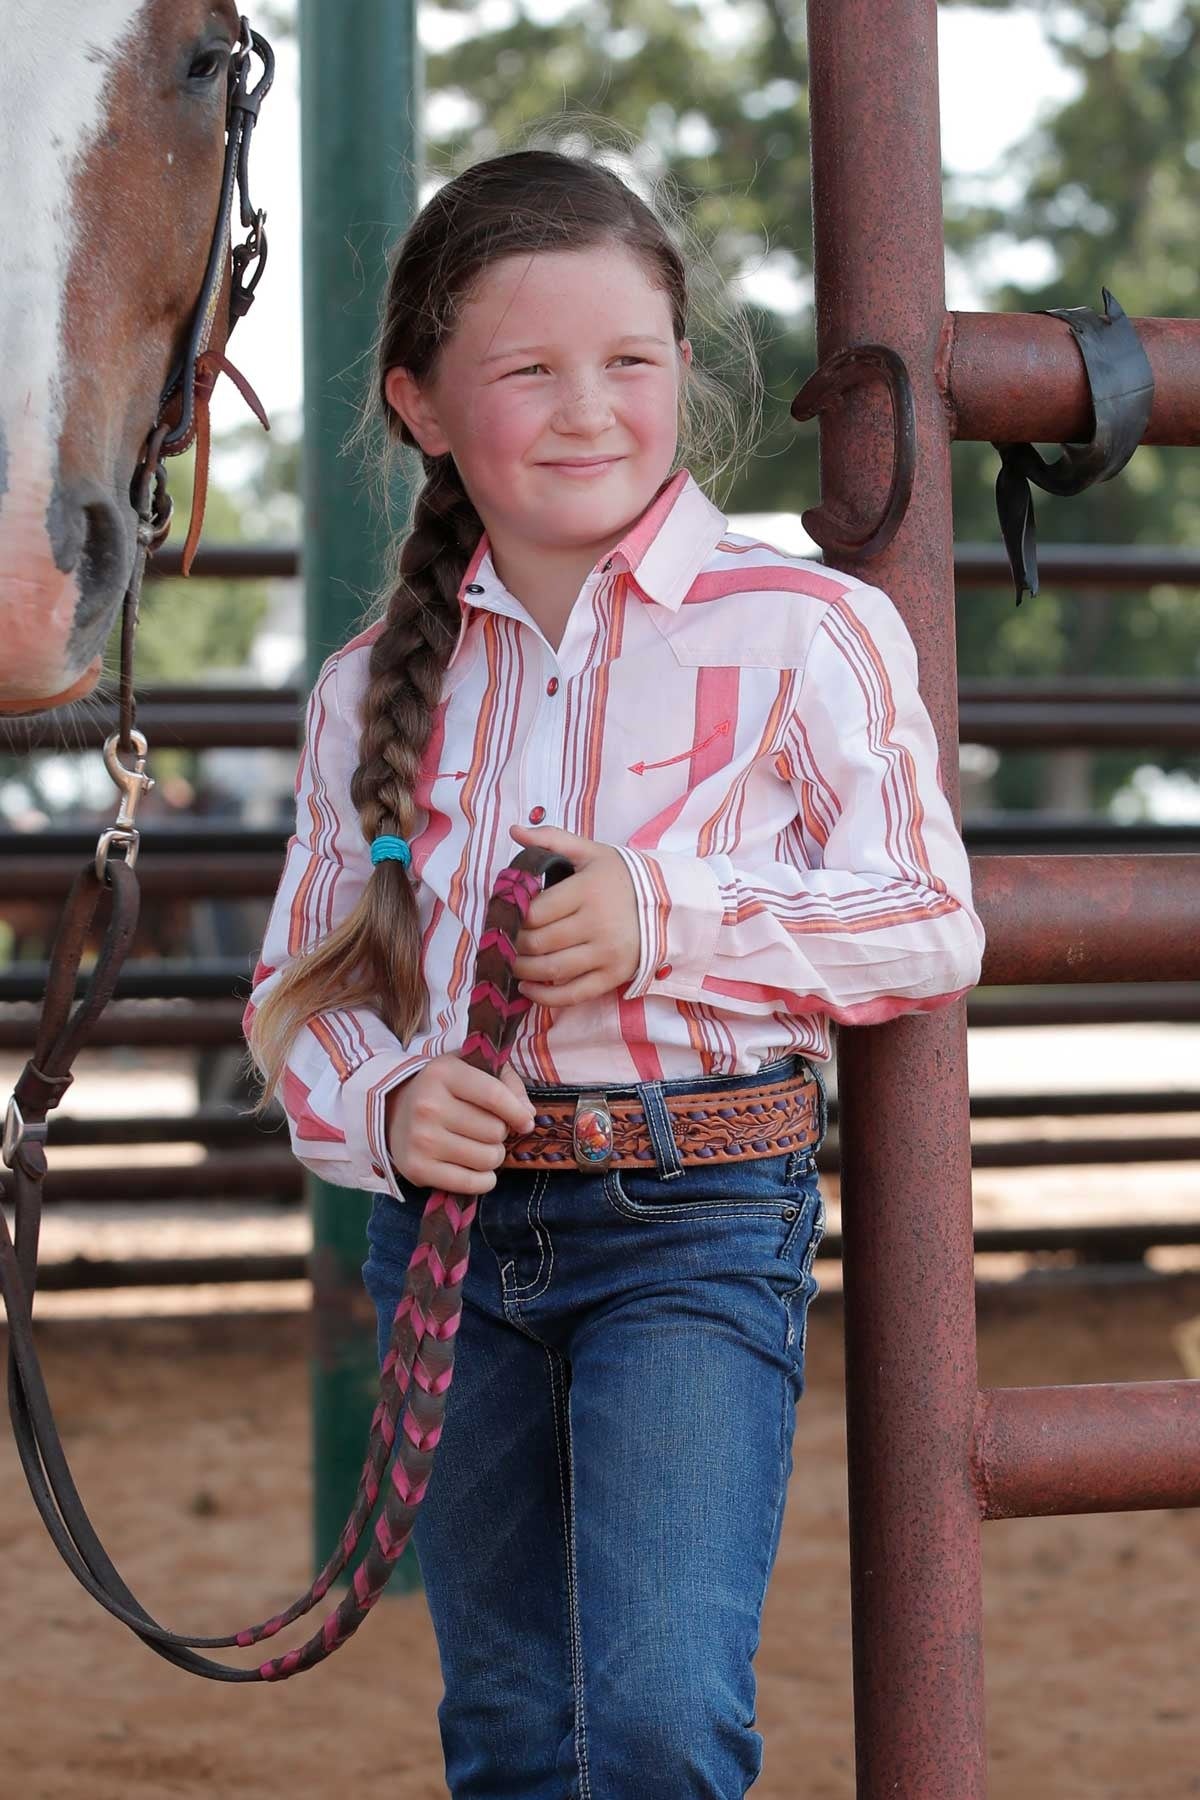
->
[0,654,102,715]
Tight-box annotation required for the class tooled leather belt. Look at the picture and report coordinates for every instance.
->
[502,1069,821,1172]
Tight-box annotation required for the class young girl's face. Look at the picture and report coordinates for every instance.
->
[386,240,691,574]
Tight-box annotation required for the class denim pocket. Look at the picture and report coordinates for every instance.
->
[778,1175,826,1275]
[603,1148,800,1221]
[777,1175,826,1370]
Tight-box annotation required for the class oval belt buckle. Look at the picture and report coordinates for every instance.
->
[573,1090,615,1173]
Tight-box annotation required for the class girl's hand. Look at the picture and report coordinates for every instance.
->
[386,1056,536,1195]
[507,822,640,1006]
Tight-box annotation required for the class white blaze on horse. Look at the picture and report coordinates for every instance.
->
[0,0,268,718]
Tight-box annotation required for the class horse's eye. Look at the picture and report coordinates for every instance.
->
[188,47,227,83]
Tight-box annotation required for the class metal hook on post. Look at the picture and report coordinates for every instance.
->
[791,343,917,561]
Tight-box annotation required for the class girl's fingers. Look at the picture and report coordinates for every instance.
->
[518,894,584,940]
[512,942,594,983]
[437,1129,511,1172]
[428,1096,510,1146]
[416,1161,503,1196]
[409,1133,511,1196]
[445,1060,536,1135]
[518,900,586,957]
[518,971,604,1006]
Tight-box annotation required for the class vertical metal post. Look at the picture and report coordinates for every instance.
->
[804,1,987,1792]
[299,0,421,1588]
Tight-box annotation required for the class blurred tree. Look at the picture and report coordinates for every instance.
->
[418,0,817,514]
[943,0,1200,807]
[238,0,1200,811]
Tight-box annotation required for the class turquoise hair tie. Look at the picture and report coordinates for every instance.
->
[370,834,412,869]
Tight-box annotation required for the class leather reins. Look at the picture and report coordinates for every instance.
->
[0,14,574,1679]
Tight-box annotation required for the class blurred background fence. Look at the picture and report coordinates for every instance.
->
[4,0,1200,1295]
[3,534,1198,1293]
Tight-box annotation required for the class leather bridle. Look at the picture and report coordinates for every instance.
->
[114,15,275,804]
[2,15,572,1682]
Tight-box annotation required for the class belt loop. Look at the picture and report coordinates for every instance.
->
[808,1059,829,1142]
[634,1080,683,1181]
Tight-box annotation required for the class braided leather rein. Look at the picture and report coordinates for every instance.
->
[1,846,574,1679]
[2,11,577,1681]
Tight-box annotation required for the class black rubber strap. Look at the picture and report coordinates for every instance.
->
[993,288,1155,603]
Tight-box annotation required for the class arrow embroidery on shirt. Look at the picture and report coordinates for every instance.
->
[628,718,731,776]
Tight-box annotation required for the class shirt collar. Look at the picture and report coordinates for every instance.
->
[451,468,728,647]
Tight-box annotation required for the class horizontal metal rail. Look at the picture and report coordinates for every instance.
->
[965,988,1200,1025]
[0,961,256,1003]
[953,547,1200,588]
[974,855,1200,984]
[25,1219,1200,1293]
[958,701,1200,749]
[30,1150,299,1203]
[945,312,1200,447]
[3,986,1196,1053]
[128,540,1200,587]
[46,1108,284,1146]
[31,1253,309,1291]
[973,1382,1200,1518]
[5,854,1198,1000]
[964,1136,1200,1167]
[4,820,1200,906]
[16,1130,1200,1207]
[0,854,288,900]
[7,685,1200,753]
[1,958,1196,1015]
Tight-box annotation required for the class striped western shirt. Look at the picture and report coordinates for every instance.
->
[245,468,985,1198]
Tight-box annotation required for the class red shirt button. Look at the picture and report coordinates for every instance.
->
[655,963,672,980]
[546,677,559,696]
[528,806,546,824]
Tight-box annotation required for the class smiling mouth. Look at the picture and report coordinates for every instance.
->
[540,457,624,469]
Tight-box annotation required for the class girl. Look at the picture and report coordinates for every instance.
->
[245,146,984,1799]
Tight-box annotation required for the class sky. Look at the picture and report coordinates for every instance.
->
[209,4,1082,438]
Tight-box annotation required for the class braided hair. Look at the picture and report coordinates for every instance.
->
[248,146,753,1103]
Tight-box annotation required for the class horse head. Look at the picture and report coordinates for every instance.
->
[0,0,267,717]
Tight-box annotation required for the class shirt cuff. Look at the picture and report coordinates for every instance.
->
[341,1050,432,1199]
[614,848,724,1001]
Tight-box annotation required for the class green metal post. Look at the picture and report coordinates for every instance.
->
[299,0,421,1589]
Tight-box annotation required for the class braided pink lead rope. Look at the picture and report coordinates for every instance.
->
[247,851,572,1679]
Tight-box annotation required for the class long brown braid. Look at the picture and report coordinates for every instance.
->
[246,453,480,1090]
[347,457,484,1040]
[248,146,754,1105]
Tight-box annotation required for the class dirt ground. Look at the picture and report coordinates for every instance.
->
[2,1269,1198,1800]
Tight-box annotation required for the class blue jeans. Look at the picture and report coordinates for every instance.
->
[361,1054,827,1800]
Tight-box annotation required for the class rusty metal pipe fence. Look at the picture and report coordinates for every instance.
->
[803,2,1200,1792]
[3,666,1197,1288]
[2,626,1200,1262]
[6,678,1200,754]
[2,7,1199,1773]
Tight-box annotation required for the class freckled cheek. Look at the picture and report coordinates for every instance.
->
[629,389,682,458]
[459,397,545,466]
